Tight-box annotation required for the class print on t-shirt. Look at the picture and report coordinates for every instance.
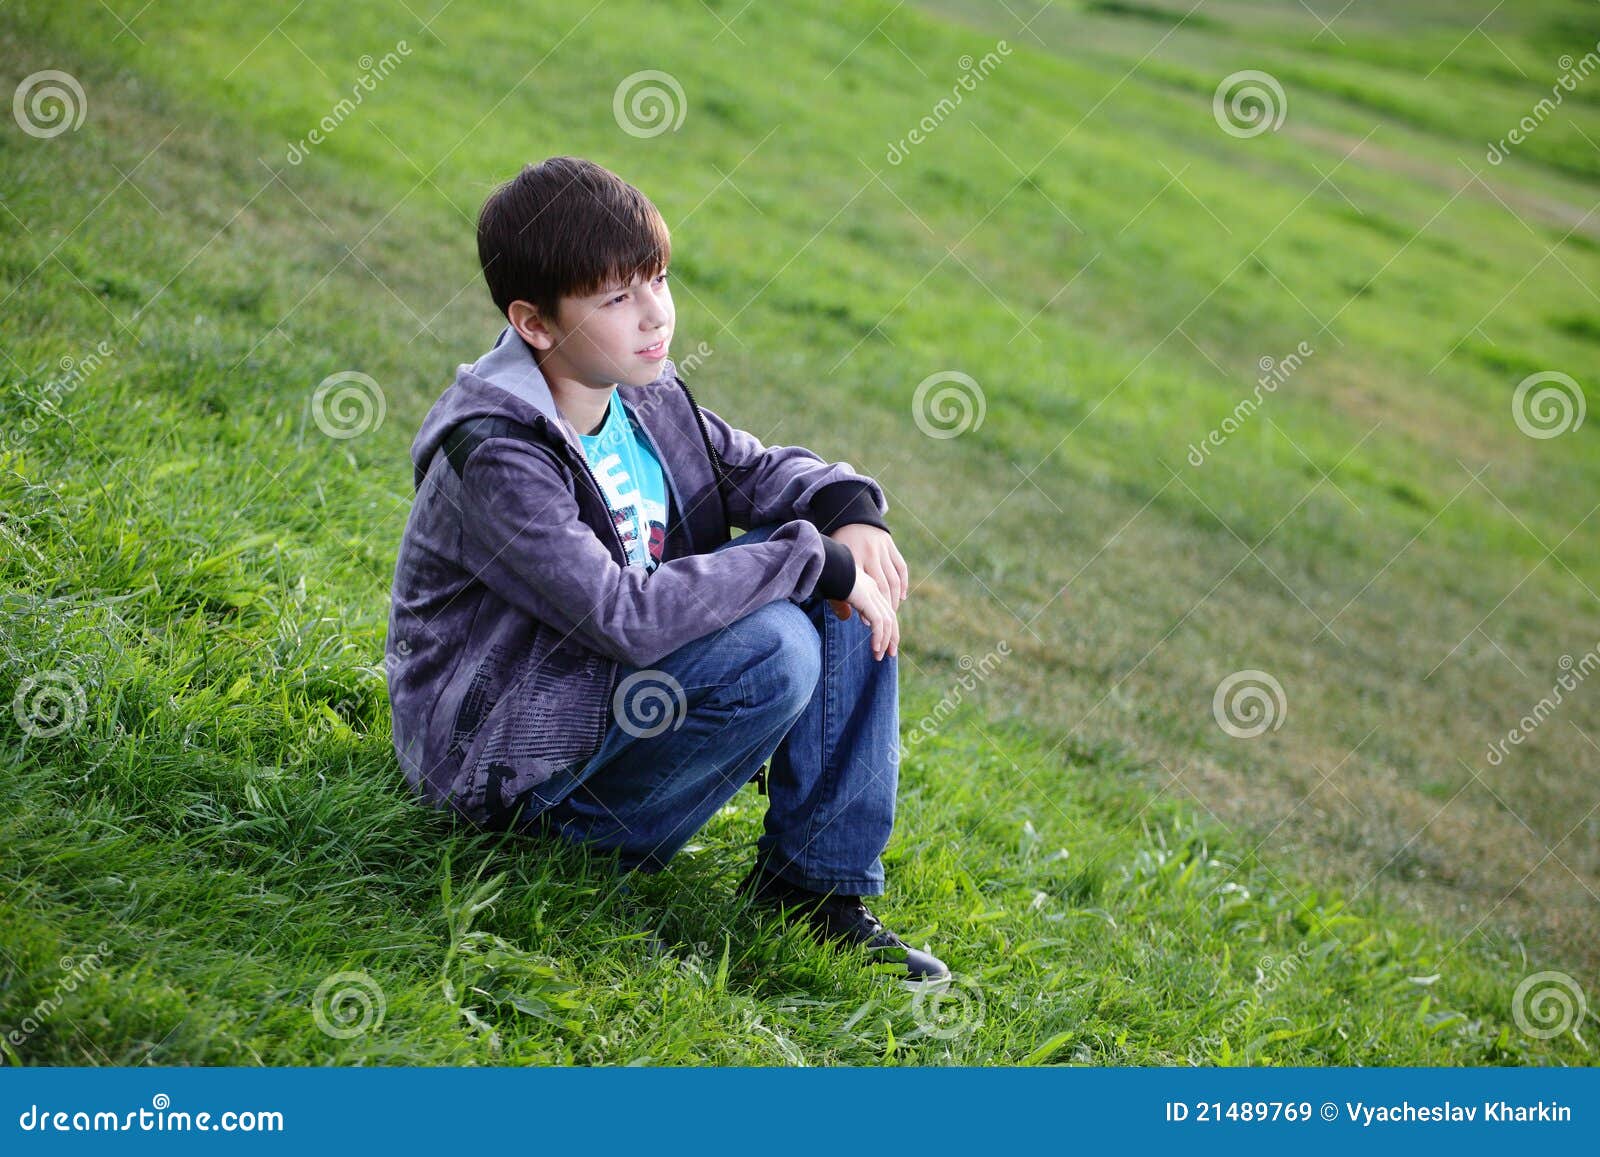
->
[577,394,668,572]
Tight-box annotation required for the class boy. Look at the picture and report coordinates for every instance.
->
[385,156,948,983]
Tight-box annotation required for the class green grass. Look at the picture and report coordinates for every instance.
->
[1,0,1597,1065]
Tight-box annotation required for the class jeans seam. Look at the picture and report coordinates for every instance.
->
[796,599,836,882]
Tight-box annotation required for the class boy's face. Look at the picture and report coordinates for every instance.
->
[511,268,674,390]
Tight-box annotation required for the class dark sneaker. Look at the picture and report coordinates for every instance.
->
[736,863,951,984]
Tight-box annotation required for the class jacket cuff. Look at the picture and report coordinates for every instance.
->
[813,536,858,602]
[807,479,889,534]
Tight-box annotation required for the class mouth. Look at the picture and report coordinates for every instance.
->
[637,337,669,359]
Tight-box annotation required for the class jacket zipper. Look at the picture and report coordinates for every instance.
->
[674,375,734,538]
[672,377,765,796]
[555,380,728,753]
[559,430,628,753]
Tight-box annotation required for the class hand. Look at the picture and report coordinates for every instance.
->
[824,524,908,660]
[827,524,909,607]
[828,566,899,660]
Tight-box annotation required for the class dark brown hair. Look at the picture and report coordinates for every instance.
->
[476,156,671,322]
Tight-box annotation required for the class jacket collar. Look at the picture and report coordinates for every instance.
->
[473,323,677,456]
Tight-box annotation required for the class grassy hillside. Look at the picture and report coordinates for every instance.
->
[1,0,1595,1064]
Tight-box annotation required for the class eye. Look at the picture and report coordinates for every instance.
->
[606,291,628,306]
[654,270,669,285]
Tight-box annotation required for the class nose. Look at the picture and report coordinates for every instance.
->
[642,281,671,330]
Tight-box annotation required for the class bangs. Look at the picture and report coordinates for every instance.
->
[478,156,672,318]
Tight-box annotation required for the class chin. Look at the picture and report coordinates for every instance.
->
[622,364,667,388]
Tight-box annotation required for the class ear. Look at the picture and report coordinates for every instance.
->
[508,300,555,350]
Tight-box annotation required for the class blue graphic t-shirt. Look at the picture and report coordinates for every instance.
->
[577,393,668,572]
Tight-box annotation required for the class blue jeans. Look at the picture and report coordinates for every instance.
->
[520,522,899,896]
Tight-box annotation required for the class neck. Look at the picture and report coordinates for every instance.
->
[535,354,616,437]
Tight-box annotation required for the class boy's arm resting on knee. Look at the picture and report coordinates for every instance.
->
[697,403,891,534]
[456,438,853,668]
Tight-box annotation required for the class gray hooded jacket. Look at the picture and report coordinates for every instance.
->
[385,325,890,828]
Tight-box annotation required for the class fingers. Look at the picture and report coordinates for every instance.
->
[875,542,909,606]
[871,586,898,660]
[869,544,907,609]
[857,589,890,660]
[870,560,896,611]
[845,570,900,661]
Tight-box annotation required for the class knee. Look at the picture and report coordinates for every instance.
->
[734,600,821,714]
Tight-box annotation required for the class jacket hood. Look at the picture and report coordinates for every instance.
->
[410,324,677,489]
